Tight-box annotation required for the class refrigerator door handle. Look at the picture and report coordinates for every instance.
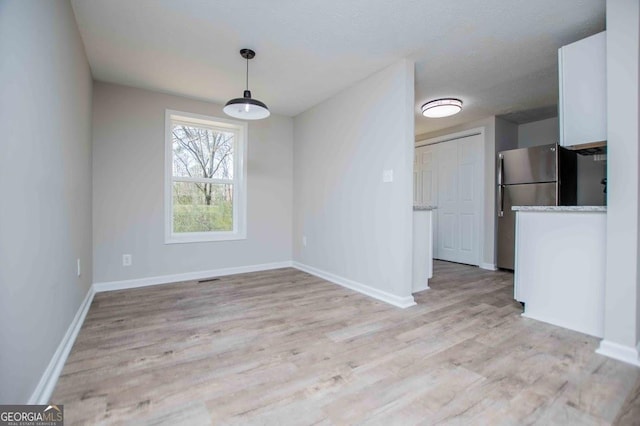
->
[497,153,504,217]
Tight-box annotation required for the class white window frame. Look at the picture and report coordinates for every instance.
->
[164,109,247,244]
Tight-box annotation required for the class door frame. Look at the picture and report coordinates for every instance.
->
[415,127,487,268]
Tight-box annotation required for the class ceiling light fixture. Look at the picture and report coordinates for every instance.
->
[223,48,270,120]
[421,98,463,118]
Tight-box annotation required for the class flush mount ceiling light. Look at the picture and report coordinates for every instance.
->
[223,48,270,120]
[421,98,463,118]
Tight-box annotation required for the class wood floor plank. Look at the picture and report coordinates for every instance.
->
[52,262,640,425]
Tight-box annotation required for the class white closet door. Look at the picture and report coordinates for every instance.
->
[436,141,459,262]
[416,134,482,266]
[414,146,437,206]
[453,135,482,265]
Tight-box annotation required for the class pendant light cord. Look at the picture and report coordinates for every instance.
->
[246,56,249,91]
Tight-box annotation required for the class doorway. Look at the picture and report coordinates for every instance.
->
[414,132,484,266]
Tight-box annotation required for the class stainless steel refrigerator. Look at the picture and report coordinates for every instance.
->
[497,143,577,270]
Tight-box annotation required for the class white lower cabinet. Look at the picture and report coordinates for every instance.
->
[412,209,433,293]
[514,208,606,337]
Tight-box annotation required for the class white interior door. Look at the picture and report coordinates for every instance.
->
[415,134,482,266]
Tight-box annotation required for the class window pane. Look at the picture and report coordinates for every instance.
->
[172,124,234,179]
[172,182,233,232]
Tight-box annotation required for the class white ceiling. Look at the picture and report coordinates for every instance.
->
[70,0,605,135]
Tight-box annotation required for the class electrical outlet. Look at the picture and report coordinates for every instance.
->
[302,236,307,247]
[383,169,394,183]
[77,258,81,277]
[122,254,132,267]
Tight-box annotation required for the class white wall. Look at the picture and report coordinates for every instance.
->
[92,82,293,283]
[0,0,93,403]
[517,117,606,206]
[416,116,500,268]
[601,0,640,361]
[293,60,415,301]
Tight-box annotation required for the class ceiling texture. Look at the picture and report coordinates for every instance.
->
[71,0,605,136]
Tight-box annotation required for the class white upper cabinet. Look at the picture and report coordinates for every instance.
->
[558,31,607,147]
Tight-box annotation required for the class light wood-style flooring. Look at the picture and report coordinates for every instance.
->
[53,261,640,425]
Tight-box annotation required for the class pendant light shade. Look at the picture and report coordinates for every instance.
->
[421,98,463,118]
[224,49,270,120]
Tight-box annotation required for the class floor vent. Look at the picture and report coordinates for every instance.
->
[198,277,220,283]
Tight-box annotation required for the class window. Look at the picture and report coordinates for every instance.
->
[165,110,247,243]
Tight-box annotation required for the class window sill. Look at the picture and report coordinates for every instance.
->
[165,232,246,244]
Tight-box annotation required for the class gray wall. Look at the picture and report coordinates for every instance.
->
[92,82,293,283]
[495,117,519,153]
[293,60,415,299]
[517,117,606,205]
[0,0,93,403]
[603,0,640,354]
[416,116,499,268]
[517,117,560,148]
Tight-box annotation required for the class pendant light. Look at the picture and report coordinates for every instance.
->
[223,49,270,120]
[421,98,463,118]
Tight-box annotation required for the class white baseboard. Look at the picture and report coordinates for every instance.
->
[480,263,497,271]
[93,261,294,292]
[292,262,416,308]
[596,340,640,367]
[28,286,96,404]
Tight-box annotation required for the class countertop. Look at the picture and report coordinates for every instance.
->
[413,205,437,211]
[512,205,607,212]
